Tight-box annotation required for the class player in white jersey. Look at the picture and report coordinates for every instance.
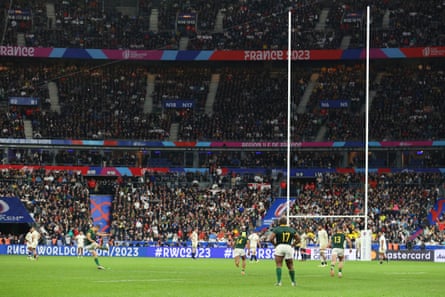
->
[30,226,40,260]
[248,231,261,262]
[298,229,309,261]
[317,224,329,267]
[378,231,388,264]
[25,228,33,259]
[76,231,86,258]
[190,227,199,259]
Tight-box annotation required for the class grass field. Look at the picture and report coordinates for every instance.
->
[0,256,442,297]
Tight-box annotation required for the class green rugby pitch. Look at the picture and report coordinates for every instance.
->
[0,255,442,297]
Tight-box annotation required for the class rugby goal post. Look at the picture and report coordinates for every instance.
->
[285,7,373,261]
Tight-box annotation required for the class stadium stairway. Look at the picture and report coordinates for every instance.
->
[179,37,189,50]
[45,3,56,29]
[149,9,159,32]
[297,73,319,114]
[361,72,384,113]
[16,33,25,46]
[340,35,351,49]
[169,123,179,141]
[214,10,224,33]
[204,73,220,115]
[315,8,330,31]
[48,81,61,113]
[382,9,391,29]
[23,120,33,138]
[144,74,155,113]
[315,125,327,142]
[361,90,376,114]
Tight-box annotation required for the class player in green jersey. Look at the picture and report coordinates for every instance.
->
[84,225,111,269]
[232,231,248,275]
[329,225,352,278]
[268,216,300,287]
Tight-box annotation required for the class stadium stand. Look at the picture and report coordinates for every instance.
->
[2,60,444,143]
[0,0,445,251]
[0,170,443,248]
[1,0,444,50]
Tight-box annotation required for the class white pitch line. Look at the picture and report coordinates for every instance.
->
[384,272,426,275]
[93,279,185,283]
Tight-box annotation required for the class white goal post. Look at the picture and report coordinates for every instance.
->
[285,7,373,261]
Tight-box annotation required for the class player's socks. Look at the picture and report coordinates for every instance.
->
[94,258,100,266]
[191,253,195,259]
[289,270,295,283]
[276,268,282,283]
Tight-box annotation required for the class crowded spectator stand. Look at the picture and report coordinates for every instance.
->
[0,0,445,257]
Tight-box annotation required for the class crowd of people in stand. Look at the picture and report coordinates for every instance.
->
[0,170,444,249]
[1,0,444,50]
[1,60,444,144]
[0,1,444,252]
